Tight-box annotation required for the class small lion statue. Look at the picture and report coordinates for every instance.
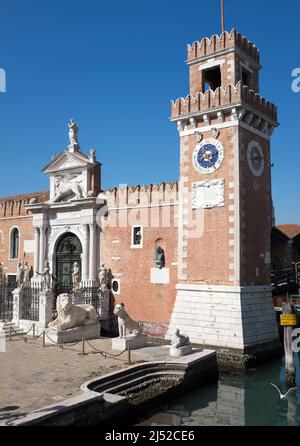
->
[113,303,143,339]
[49,293,98,331]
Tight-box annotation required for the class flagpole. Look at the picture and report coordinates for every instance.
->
[221,0,225,33]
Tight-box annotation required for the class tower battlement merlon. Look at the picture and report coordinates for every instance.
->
[105,182,179,207]
[187,29,260,66]
[170,83,278,129]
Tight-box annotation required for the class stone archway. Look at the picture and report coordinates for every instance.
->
[55,232,82,295]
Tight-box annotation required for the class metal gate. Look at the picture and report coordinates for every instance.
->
[0,282,15,321]
[21,284,40,321]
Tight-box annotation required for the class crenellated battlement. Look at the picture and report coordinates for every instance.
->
[0,191,49,218]
[187,29,260,64]
[171,82,277,124]
[106,182,179,208]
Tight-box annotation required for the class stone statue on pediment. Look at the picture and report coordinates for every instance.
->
[72,262,81,292]
[68,119,79,146]
[98,264,113,290]
[23,262,30,284]
[36,260,52,291]
[154,246,165,269]
[16,262,25,289]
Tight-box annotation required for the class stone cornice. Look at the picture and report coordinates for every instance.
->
[26,197,105,214]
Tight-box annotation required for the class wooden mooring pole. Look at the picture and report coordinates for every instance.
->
[281,302,297,387]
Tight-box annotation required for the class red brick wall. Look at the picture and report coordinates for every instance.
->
[100,187,179,334]
[0,192,48,279]
[239,129,272,285]
[179,126,236,285]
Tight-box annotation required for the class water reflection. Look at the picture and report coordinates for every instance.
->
[140,355,300,426]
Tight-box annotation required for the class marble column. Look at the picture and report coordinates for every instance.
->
[82,224,89,281]
[89,223,97,281]
[39,226,45,273]
[34,227,40,277]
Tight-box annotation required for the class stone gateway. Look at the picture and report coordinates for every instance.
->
[0,27,281,365]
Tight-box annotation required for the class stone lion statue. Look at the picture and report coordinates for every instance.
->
[49,293,98,331]
[113,303,143,339]
[171,329,190,349]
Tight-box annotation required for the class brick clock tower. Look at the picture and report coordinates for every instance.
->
[167,29,280,363]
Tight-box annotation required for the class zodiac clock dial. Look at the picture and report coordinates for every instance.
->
[193,138,224,175]
[247,141,265,177]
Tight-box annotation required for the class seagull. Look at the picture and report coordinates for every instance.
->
[270,383,297,400]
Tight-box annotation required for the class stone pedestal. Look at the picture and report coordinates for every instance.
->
[39,291,54,329]
[170,345,193,357]
[45,322,101,345]
[167,284,279,350]
[12,288,22,324]
[112,334,146,351]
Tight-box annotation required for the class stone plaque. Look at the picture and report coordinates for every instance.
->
[192,179,225,209]
[24,240,35,253]
[150,268,170,284]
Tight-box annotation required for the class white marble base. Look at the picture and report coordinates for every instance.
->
[166,284,279,349]
[170,345,193,357]
[45,322,101,345]
[112,334,146,351]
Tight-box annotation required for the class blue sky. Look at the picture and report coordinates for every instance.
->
[0,0,299,224]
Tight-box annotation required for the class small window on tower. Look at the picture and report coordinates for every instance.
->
[131,226,143,248]
[242,69,251,88]
[203,66,221,91]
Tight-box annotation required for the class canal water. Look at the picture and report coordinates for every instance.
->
[139,355,300,426]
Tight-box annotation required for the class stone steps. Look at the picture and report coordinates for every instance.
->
[0,321,24,338]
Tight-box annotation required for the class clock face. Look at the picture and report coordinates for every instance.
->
[193,138,224,175]
[247,141,265,177]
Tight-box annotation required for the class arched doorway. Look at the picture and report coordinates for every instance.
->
[55,233,82,295]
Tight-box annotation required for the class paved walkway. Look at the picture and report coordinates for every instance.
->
[0,337,171,424]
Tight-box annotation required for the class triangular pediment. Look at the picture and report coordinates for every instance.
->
[42,151,92,174]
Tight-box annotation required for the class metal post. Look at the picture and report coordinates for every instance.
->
[9,325,11,341]
[42,331,45,347]
[221,0,225,34]
[127,346,131,365]
[33,323,35,338]
[82,337,85,356]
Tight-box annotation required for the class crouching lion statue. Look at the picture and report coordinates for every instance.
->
[49,293,98,331]
[113,303,143,339]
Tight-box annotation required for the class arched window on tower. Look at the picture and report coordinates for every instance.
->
[10,228,19,259]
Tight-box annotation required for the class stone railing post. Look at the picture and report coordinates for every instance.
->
[12,287,23,325]
[39,290,54,329]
